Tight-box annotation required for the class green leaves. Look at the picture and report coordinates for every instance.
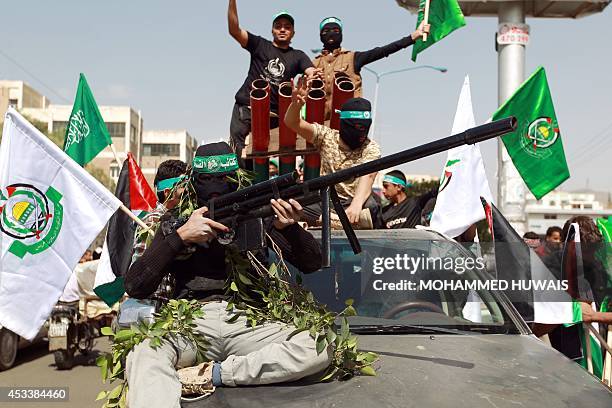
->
[325,328,337,345]
[224,253,378,382]
[95,390,108,401]
[108,384,123,400]
[96,299,208,408]
[340,317,350,340]
[359,366,376,376]
[316,335,328,354]
[114,329,135,343]
[100,326,114,337]
[96,354,111,382]
[238,272,253,285]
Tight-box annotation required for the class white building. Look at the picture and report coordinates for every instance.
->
[525,190,612,234]
[0,80,50,114]
[22,104,143,182]
[1,80,203,190]
[141,130,198,186]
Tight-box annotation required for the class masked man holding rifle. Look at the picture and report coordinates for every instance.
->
[124,142,329,407]
[228,0,320,167]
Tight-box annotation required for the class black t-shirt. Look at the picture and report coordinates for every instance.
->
[380,199,421,229]
[376,189,437,229]
[234,32,313,112]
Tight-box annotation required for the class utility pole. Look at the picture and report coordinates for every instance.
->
[396,0,611,235]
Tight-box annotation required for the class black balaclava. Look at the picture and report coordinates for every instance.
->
[338,98,372,150]
[320,19,343,52]
[191,142,238,207]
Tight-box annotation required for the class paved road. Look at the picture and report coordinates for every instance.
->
[0,337,113,408]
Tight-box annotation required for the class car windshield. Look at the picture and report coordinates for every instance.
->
[288,230,520,334]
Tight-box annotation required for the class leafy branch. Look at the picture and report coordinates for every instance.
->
[224,242,378,381]
[95,299,209,408]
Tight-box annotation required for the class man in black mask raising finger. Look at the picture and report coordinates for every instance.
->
[284,78,381,228]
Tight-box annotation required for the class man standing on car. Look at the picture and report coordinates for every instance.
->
[228,0,320,168]
[314,16,429,119]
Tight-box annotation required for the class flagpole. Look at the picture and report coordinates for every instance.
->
[585,323,612,359]
[109,143,122,166]
[584,322,594,375]
[605,326,612,386]
[422,0,431,42]
[119,204,150,231]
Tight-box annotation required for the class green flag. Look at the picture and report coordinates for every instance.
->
[63,73,113,166]
[492,67,570,199]
[411,0,466,62]
[596,217,612,293]
[597,217,612,243]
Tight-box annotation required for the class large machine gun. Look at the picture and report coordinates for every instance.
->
[204,117,517,267]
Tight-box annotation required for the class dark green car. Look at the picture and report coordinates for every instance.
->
[185,229,612,407]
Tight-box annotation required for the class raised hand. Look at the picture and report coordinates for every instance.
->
[292,76,310,106]
[412,21,431,40]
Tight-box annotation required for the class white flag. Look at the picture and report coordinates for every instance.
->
[0,108,121,339]
[430,76,494,238]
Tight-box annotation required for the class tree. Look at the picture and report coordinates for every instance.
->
[406,178,439,200]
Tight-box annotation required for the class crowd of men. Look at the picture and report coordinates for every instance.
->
[112,3,437,405]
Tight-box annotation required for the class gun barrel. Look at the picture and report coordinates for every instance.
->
[302,117,516,192]
[209,172,298,210]
[210,117,516,223]
[217,191,322,225]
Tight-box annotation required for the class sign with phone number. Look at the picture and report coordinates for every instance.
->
[0,387,69,402]
[497,23,530,45]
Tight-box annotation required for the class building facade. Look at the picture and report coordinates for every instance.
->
[2,80,205,193]
[140,130,198,186]
[525,190,612,234]
[22,104,143,182]
[0,80,50,115]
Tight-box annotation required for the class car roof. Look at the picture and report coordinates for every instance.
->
[309,228,447,242]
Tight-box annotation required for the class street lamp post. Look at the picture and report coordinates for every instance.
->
[362,65,447,140]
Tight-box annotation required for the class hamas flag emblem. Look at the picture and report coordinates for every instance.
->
[439,159,460,193]
[64,110,90,150]
[521,117,559,159]
[0,184,63,258]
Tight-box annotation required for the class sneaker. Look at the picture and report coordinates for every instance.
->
[178,362,215,401]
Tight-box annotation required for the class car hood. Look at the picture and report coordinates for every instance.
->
[184,334,611,408]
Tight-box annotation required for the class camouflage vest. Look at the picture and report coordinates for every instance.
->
[313,49,362,120]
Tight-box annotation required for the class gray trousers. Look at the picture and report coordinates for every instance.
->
[126,301,332,408]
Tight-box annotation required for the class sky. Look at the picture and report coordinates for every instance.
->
[1,1,611,195]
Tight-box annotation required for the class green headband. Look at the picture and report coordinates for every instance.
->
[192,153,239,174]
[320,17,343,31]
[383,175,410,188]
[336,110,372,120]
[156,175,185,192]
